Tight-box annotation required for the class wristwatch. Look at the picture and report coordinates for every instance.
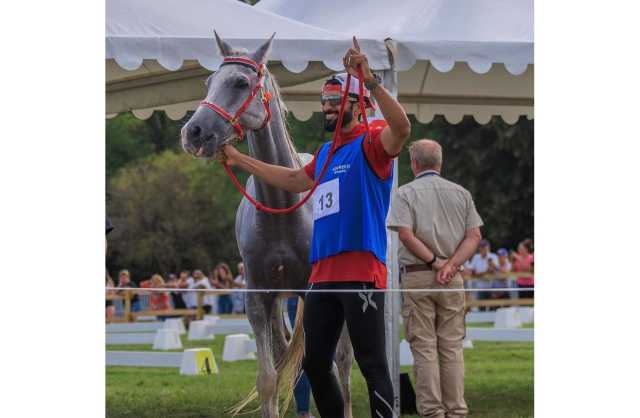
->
[364,73,381,91]
[426,253,438,267]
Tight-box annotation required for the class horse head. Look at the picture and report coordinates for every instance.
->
[181,32,275,159]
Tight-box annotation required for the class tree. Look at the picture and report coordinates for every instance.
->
[405,115,534,249]
[106,111,183,179]
[106,151,245,280]
[106,113,154,179]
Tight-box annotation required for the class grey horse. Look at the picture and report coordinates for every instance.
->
[181,33,354,418]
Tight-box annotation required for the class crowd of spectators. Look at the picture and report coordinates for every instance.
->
[106,238,533,320]
[463,238,534,306]
[105,261,248,320]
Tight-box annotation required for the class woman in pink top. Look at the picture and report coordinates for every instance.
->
[513,238,534,299]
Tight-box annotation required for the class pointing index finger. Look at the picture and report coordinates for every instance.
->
[352,36,361,52]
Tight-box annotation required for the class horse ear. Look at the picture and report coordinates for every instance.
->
[214,30,233,57]
[252,33,275,64]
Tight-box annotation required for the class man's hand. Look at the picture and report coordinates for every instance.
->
[433,257,448,271]
[343,36,374,83]
[436,262,458,285]
[221,144,241,166]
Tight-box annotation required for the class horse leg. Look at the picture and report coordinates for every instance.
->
[336,324,355,418]
[246,292,278,418]
[270,296,288,365]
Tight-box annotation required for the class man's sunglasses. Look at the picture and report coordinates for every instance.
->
[321,98,357,107]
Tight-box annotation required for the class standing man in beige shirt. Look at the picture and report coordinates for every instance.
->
[387,139,483,418]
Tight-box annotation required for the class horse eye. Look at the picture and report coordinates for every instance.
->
[234,77,249,89]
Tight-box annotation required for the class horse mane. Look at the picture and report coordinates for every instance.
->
[225,45,303,168]
[265,68,303,168]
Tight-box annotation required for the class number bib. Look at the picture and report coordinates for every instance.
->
[313,178,340,220]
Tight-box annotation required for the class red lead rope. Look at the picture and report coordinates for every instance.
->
[222,66,371,215]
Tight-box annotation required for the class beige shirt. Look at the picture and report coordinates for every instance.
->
[387,171,483,266]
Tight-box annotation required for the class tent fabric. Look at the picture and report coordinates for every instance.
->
[256,0,533,74]
[106,0,390,73]
[106,0,533,124]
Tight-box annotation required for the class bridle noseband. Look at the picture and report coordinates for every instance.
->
[199,56,272,140]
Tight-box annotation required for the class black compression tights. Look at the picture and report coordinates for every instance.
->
[302,282,395,418]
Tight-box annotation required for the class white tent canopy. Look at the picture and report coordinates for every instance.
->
[258,0,533,123]
[107,0,389,72]
[107,0,533,123]
[107,0,388,119]
[257,0,533,74]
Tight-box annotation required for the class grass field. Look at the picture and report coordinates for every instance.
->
[106,330,533,418]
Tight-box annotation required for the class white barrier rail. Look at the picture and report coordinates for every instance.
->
[106,322,164,333]
[106,351,183,368]
[106,333,156,345]
[466,328,534,342]
[107,287,533,293]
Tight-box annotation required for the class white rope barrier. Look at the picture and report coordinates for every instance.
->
[107,287,534,294]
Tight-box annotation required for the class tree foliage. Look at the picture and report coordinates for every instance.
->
[405,115,534,249]
[106,151,244,280]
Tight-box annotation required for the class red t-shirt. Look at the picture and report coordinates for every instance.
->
[514,254,534,286]
[140,281,171,310]
[303,120,395,289]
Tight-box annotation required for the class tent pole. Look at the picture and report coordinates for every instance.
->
[376,67,401,417]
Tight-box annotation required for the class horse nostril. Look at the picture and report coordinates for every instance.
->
[189,125,202,138]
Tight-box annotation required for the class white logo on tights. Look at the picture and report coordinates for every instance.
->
[358,291,377,313]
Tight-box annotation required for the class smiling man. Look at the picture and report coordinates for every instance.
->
[222,40,410,418]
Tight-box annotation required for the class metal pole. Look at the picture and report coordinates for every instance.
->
[375,67,401,416]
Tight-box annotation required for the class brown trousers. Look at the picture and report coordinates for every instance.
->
[401,271,468,418]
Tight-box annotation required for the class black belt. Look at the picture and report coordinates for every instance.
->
[400,264,433,274]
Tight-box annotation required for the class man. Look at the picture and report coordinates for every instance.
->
[191,269,216,314]
[232,262,247,314]
[166,273,187,309]
[222,40,411,418]
[387,139,482,418]
[116,270,140,312]
[465,240,498,309]
[492,248,513,300]
[177,270,195,309]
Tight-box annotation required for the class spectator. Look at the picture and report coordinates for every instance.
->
[491,248,513,300]
[213,263,234,315]
[106,273,115,322]
[177,270,195,309]
[465,239,499,310]
[387,138,482,418]
[513,238,534,298]
[116,269,140,312]
[141,274,171,311]
[165,273,187,309]
[232,262,247,314]
[192,269,215,314]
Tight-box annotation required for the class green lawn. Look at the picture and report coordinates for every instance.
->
[106,331,533,418]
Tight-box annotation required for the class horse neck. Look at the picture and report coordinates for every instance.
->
[246,79,300,211]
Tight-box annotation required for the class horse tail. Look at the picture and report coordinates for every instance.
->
[228,297,306,417]
[275,296,305,417]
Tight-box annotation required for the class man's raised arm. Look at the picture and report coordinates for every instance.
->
[344,37,411,156]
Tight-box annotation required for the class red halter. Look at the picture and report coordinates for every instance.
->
[221,67,371,215]
[199,56,272,140]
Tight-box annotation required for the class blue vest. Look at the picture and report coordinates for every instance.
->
[309,133,393,264]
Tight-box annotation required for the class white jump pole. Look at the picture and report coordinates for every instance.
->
[376,60,401,416]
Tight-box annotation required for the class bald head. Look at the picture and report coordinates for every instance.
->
[408,139,443,174]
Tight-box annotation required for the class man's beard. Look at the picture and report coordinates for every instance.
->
[324,110,353,132]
